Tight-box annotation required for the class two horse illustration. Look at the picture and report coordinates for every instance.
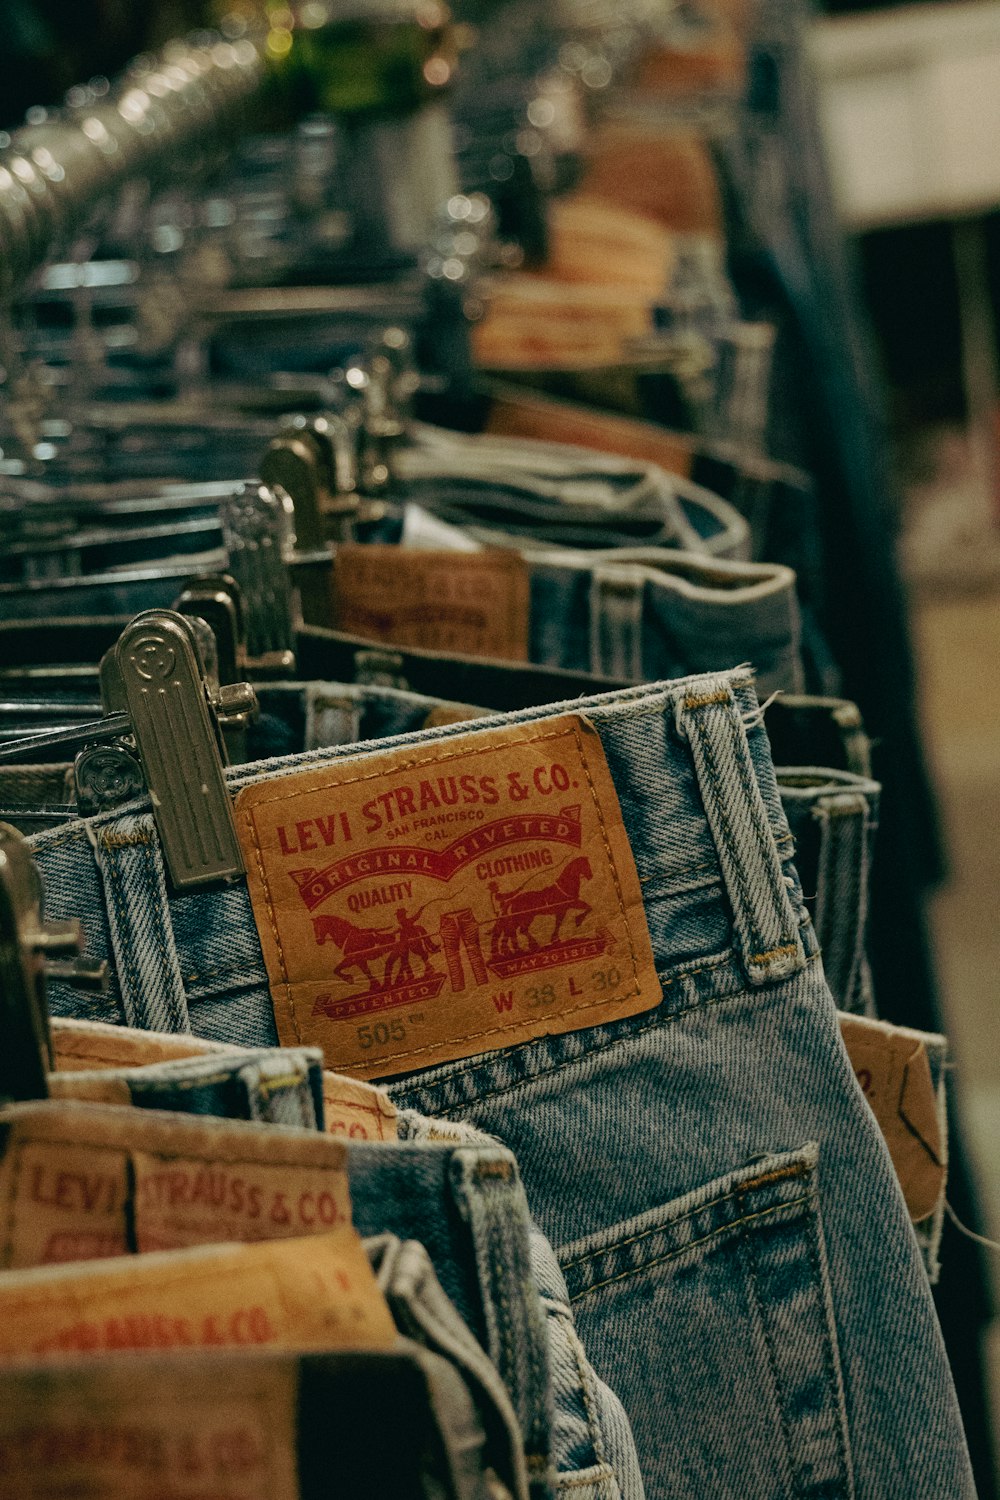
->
[488,855,593,959]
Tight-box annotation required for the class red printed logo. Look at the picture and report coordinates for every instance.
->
[237,715,661,1077]
[296,810,611,1022]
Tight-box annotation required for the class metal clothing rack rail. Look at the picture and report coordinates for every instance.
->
[0,33,267,301]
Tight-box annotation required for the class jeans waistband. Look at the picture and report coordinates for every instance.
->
[295,626,629,709]
[33,668,814,1050]
[523,546,803,691]
[47,1043,326,1130]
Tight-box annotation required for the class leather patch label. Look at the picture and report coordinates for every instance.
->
[0,1138,130,1268]
[236,714,661,1079]
[0,1232,396,1362]
[131,1149,351,1253]
[0,1359,299,1500]
[0,1105,356,1269]
[331,546,530,661]
[322,1075,398,1141]
[840,1015,946,1223]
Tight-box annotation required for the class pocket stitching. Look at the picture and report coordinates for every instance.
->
[567,1190,815,1301]
[561,1161,811,1274]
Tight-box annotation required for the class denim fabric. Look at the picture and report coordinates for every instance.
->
[0,765,76,835]
[765,694,872,779]
[0,557,222,620]
[250,681,487,760]
[294,625,628,711]
[30,669,972,1497]
[398,1111,645,1500]
[346,1138,551,1496]
[368,1232,530,1500]
[48,1043,326,1129]
[0,516,223,586]
[370,527,804,694]
[522,547,803,694]
[396,423,750,560]
[777,768,880,1018]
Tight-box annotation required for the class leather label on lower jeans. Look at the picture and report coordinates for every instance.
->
[840,1014,946,1223]
[0,1105,356,1269]
[331,546,530,661]
[322,1075,399,1141]
[0,1359,299,1500]
[131,1149,353,1252]
[0,1231,396,1361]
[236,713,661,1079]
[0,1138,131,1268]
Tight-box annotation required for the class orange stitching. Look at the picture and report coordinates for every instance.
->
[749,943,799,964]
[560,1157,814,1272]
[568,1191,815,1301]
[683,690,729,709]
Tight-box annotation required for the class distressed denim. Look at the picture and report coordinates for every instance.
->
[30,669,973,1497]
[776,768,880,1018]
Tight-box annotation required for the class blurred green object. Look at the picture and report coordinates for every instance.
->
[274,2,458,120]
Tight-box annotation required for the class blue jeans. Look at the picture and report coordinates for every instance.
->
[31,669,972,1497]
[776,767,880,1018]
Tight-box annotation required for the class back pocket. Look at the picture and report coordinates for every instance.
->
[558,1144,854,1499]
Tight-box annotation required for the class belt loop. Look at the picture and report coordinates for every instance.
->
[589,564,645,680]
[813,792,874,1016]
[93,814,192,1033]
[450,1147,552,1497]
[239,1051,323,1130]
[675,679,805,985]
[304,685,362,752]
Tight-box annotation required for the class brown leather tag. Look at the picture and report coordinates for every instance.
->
[0,1231,396,1362]
[0,1104,358,1269]
[322,1074,398,1141]
[51,1018,226,1072]
[131,1150,352,1253]
[484,388,694,478]
[840,1014,946,1223]
[0,1358,299,1500]
[332,546,530,661]
[0,1136,131,1268]
[236,714,661,1079]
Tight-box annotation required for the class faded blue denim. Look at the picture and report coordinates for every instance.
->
[51,1043,326,1129]
[30,669,973,1497]
[776,766,880,1018]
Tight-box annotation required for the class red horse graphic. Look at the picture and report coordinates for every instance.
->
[313,907,441,990]
[488,856,593,959]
